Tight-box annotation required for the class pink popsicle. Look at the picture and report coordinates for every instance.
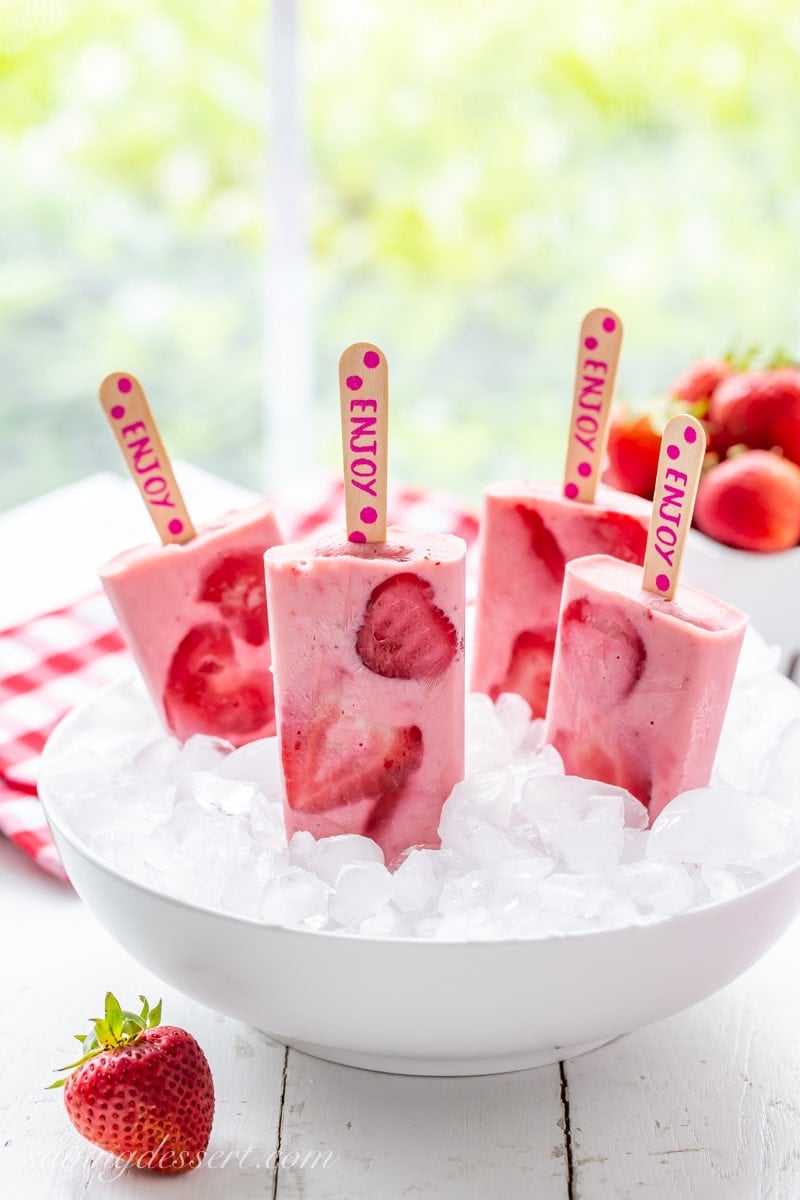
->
[471,481,650,716]
[100,502,283,746]
[264,527,466,865]
[543,553,747,822]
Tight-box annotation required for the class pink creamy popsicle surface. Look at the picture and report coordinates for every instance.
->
[543,553,748,823]
[99,501,282,747]
[264,527,466,865]
[471,481,651,717]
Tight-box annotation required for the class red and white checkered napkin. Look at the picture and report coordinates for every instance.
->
[0,594,131,878]
[0,478,479,879]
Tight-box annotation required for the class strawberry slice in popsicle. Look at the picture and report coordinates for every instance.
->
[543,414,748,821]
[472,309,651,717]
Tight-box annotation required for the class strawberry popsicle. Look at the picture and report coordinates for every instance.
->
[264,528,466,864]
[471,308,650,716]
[100,501,283,746]
[542,553,747,821]
[471,480,650,715]
[96,371,282,747]
[543,413,748,821]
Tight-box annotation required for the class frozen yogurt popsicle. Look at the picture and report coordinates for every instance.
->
[543,414,747,821]
[97,372,282,746]
[471,480,650,715]
[265,528,466,863]
[101,502,282,745]
[264,343,466,863]
[471,309,650,715]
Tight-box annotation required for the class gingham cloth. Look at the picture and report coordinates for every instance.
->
[0,479,479,880]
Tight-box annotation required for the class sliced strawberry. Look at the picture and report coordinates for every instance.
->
[578,510,648,565]
[355,573,458,681]
[515,504,565,582]
[561,598,646,699]
[199,552,268,646]
[164,622,274,740]
[552,730,652,811]
[283,711,423,814]
[493,628,555,718]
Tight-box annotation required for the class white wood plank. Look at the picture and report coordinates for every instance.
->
[275,1049,568,1199]
[0,838,284,1198]
[565,917,800,1199]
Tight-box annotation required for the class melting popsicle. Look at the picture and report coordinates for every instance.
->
[264,344,466,864]
[97,372,282,745]
[471,309,651,716]
[543,413,748,822]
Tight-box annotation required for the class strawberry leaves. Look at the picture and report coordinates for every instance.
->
[50,993,163,1088]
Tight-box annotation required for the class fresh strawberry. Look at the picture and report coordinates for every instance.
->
[164,623,274,739]
[709,368,800,465]
[199,552,268,646]
[604,412,662,500]
[670,358,732,410]
[694,450,800,552]
[493,629,555,719]
[515,504,565,582]
[282,708,423,813]
[561,598,646,699]
[51,993,214,1174]
[355,573,459,681]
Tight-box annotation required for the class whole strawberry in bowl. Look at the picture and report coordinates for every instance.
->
[694,450,800,553]
[709,366,800,465]
[604,410,663,499]
[51,992,214,1173]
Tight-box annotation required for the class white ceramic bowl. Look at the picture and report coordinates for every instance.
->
[683,530,800,675]
[40,703,800,1077]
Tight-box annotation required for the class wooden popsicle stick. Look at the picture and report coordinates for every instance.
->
[642,413,706,600]
[98,372,196,545]
[563,307,624,503]
[338,343,388,544]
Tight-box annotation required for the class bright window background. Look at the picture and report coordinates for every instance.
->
[3,0,800,511]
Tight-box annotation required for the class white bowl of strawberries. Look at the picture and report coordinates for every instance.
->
[607,357,800,672]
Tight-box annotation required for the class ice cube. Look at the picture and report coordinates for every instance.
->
[176,734,234,775]
[187,772,257,816]
[698,863,744,903]
[647,787,799,871]
[217,737,282,793]
[262,868,331,930]
[308,835,385,885]
[538,872,615,919]
[761,719,800,810]
[619,860,695,918]
[465,693,513,773]
[358,905,412,938]
[328,862,394,926]
[518,775,647,831]
[391,848,442,913]
[493,692,533,755]
[133,736,182,777]
[714,673,800,794]
[248,789,287,847]
[287,829,318,870]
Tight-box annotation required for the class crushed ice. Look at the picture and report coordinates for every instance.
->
[40,626,800,939]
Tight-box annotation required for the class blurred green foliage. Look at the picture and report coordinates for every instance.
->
[2,0,800,509]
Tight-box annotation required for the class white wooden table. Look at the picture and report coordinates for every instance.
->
[3,474,800,1199]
